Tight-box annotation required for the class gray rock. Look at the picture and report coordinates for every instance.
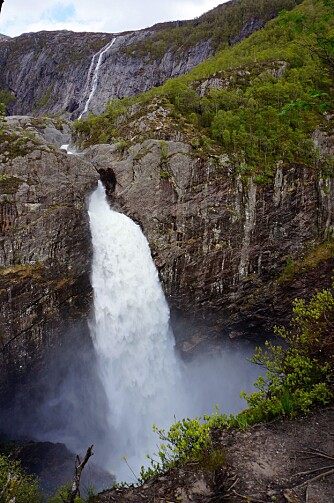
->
[0,119,99,396]
[85,138,334,344]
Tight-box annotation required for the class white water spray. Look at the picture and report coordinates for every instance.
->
[79,37,116,119]
[88,182,182,480]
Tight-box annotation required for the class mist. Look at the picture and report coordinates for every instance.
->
[0,184,263,486]
[0,325,260,483]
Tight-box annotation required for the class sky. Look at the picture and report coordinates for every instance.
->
[0,0,227,38]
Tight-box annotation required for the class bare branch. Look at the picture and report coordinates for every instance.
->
[67,445,94,503]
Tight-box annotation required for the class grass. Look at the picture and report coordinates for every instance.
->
[279,240,334,283]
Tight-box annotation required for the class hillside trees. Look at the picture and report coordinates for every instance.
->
[74,0,334,182]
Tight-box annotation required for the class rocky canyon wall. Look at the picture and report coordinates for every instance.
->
[0,30,213,119]
[84,137,334,347]
[0,117,99,397]
[0,0,302,119]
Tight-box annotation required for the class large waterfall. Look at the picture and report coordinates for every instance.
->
[79,37,116,119]
[88,182,182,480]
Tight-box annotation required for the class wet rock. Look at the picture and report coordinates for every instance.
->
[0,118,99,398]
[84,139,334,341]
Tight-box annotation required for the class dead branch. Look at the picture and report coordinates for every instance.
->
[292,463,334,478]
[231,490,267,503]
[307,447,334,459]
[0,473,11,501]
[298,449,334,461]
[67,445,94,503]
[0,473,20,503]
[293,468,334,490]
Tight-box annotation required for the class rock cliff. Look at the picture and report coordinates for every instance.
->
[84,127,334,346]
[0,116,99,397]
[0,0,302,118]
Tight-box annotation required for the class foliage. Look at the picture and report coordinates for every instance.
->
[279,240,334,282]
[0,455,95,503]
[45,483,96,503]
[138,409,229,483]
[0,90,15,109]
[138,281,334,482]
[238,282,334,425]
[0,103,5,135]
[0,455,42,503]
[74,0,334,182]
[121,0,302,62]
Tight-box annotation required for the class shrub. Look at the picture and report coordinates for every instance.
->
[238,281,334,424]
[0,455,42,503]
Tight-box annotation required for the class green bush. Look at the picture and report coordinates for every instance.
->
[0,455,42,503]
[139,281,334,482]
[238,282,334,424]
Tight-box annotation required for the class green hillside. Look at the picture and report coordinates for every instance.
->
[74,0,334,183]
[122,0,302,60]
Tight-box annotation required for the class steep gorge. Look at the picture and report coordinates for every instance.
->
[0,0,334,497]
[0,117,99,397]
[84,134,334,347]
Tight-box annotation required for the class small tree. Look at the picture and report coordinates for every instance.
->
[240,282,334,423]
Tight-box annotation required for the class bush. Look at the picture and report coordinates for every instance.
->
[238,281,334,424]
[0,455,42,503]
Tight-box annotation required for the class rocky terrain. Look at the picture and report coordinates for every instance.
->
[0,0,333,499]
[0,0,302,118]
[83,110,334,345]
[96,405,334,503]
[0,116,99,397]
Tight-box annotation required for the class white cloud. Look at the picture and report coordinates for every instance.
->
[0,0,226,37]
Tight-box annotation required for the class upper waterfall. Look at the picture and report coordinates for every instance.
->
[88,182,182,480]
[79,37,116,119]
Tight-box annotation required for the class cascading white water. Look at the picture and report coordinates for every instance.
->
[79,37,116,119]
[88,182,182,480]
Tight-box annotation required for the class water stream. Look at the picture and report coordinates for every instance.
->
[79,37,116,119]
[87,182,261,481]
[0,178,261,485]
[88,181,184,480]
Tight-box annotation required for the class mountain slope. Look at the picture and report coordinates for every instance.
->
[75,0,334,340]
[0,0,302,118]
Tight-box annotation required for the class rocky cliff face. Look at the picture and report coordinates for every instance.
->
[0,29,214,118]
[84,131,334,346]
[0,116,99,397]
[0,0,302,119]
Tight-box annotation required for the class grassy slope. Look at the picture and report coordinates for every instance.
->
[74,0,334,186]
[121,0,303,60]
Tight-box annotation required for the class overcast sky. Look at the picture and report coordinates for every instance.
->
[0,0,226,38]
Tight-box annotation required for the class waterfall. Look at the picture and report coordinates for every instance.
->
[79,37,116,119]
[88,182,182,480]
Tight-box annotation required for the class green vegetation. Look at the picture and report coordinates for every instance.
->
[36,86,53,110]
[46,483,95,503]
[0,90,15,109]
[74,0,334,183]
[0,455,96,503]
[138,281,334,481]
[279,239,334,282]
[239,283,334,424]
[0,104,5,135]
[0,455,42,503]
[3,267,333,491]
[121,0,302,61]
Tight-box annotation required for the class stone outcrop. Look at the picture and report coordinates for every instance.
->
[0,0,302,119]
[95,405,334,503]
[84,138,334,345]
[0,30,213,119]
[0,117,99,396]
